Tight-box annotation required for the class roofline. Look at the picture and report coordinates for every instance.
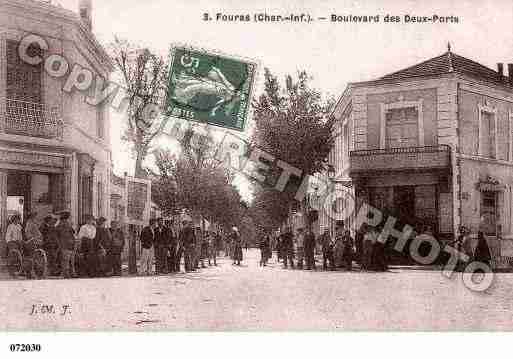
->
[330,84,353,120]
[347,70,513,93]
[2,0,114,72]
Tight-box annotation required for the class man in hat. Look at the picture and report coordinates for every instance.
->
[178,217,196,272]
[154,218,169,274]
[109,220,125,276]
[319,228,335,271]
[304,225,317,270]
[56,212,77,278]
[139,218,157,275]
[41,215,59,276]
[166,219,178,273]
[281,227,294,269]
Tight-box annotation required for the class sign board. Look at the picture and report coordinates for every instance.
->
[124,176,151,226]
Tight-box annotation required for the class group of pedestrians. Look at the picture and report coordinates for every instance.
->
[274,224,317,270]
[5,211,126,279]
[138,217,224,275]
[272,220,388,272]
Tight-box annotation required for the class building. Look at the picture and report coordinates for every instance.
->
[0,0,114,256]
[324,45,513,266]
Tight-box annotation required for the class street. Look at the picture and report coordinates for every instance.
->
[1,249,512,331]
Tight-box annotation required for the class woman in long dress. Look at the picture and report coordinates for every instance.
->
[231,227,243,265]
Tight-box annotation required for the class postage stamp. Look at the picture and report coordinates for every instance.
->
[165,45,257,132]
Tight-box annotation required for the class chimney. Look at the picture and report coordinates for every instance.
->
[497,63,504,77]
[79,0,93,31]
[508,64,513,86]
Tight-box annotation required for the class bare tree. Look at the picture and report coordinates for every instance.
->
[109,37,169,178]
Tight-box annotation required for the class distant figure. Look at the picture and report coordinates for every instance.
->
[78,214,97,277]
[319,228,334,271]
[295,228,305,269]
[41,215,59,276]
[259,235,270,267]
[362,224,376,271]
[57,212,77,279]
[281,227,294,269]
[231,227,243,265]
[139,218,156,275]
[96,217,112,276]
[178,218,196,272]
[304,227,316,270]
[110,220,125,276]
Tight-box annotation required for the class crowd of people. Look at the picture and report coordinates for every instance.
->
[4,210,247,279]
[269,220,371,272]
[5,211,126,279]
[6,209,494,278]
[267,220,495,272]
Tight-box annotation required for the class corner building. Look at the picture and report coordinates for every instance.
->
[330,47,513,267]
[0,0,114,257]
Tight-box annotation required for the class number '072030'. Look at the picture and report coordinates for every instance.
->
[9,344,41,352]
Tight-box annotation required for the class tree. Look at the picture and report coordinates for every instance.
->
[109,37,169,178]
[152,126,246,231]
[249,69,335,233]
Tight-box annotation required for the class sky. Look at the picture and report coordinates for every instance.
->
[54,0,513,201]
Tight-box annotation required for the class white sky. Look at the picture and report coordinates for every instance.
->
[55,0,513,201]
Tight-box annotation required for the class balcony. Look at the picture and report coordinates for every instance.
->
[350,145,451,176]
[2,98,63,140]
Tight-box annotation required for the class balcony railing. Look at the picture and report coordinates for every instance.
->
[2,98,63,140]
[350,145,451,174]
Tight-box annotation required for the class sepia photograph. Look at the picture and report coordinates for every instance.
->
[1,0,513,350]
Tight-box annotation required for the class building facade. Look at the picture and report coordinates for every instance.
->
[323,47,513,266]
[0,0,114,256]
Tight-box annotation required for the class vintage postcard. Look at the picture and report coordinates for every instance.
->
[1,0,513,352]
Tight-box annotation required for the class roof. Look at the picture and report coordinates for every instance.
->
[376,50,511,87]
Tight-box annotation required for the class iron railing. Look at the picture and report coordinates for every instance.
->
[350,145,451,172]
[350,144,451,156]
[3,98,63,140]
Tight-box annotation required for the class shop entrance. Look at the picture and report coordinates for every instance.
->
[368,184,439,265]
[6,171,61,223]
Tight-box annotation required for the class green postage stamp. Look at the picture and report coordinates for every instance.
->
[165,45,257,132]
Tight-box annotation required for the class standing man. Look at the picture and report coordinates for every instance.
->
[154,218,169,274]
[178,218,196,272]
[110,220,125,276]
[78,215,97,277]
[56,212,76,279]
[96,217,112,276]
[281,227,294,269]
[166,219,178,273]
[40,215,59,276]
[304,226,316,270]
[139,218,157,275]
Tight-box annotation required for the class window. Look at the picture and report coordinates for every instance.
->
[6,40,42,102]
[385,107,419,148]
[380,97,424,149]
[478,104,498,159]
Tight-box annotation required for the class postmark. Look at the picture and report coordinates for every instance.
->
[165,45,257,132]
